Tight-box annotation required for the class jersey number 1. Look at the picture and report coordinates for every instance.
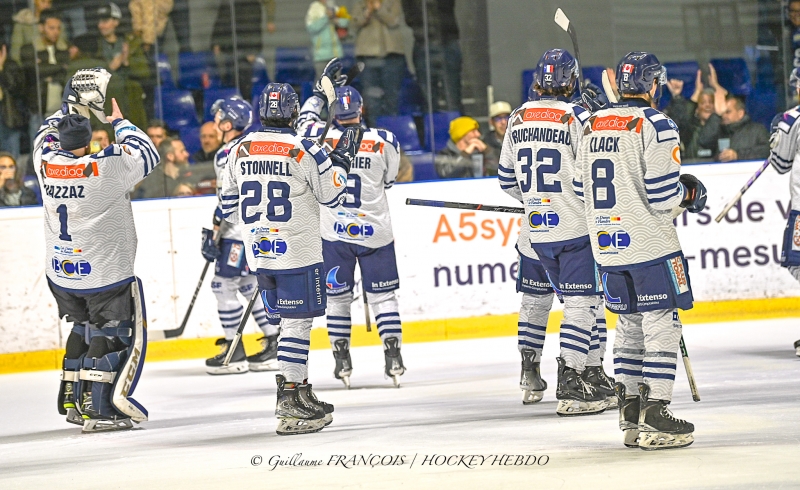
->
[57,204,72,241]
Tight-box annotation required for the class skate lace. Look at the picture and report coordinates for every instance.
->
[660,405,686,424]
[576,376,596,396]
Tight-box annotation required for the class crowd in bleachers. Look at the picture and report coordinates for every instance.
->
[0,0,791,208]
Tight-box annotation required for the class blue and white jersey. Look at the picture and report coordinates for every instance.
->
[214,135,247,241]
[575,100,684,269]
[297,95,400,248]
[219,126,348,273]
[768,106,800,211]
[33,111,160,292]
[498,99,590,246]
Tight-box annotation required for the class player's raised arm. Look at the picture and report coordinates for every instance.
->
[106,99,161,190]
[303,125,362,208]
[296,58,344,137]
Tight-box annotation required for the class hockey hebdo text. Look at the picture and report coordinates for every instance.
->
[250,453,549,470]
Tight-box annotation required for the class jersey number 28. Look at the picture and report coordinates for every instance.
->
[241,181,293,223]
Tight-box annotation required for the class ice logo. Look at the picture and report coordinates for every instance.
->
[252,237,287,257]
[326,266,347,290]
[528,210,559,229]
[52,258,92,276]
[597,230,631,250]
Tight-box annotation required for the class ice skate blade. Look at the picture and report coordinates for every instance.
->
[392,375,401,388]
[248,359,279,372]
[522,390,543,405]
[796,346,800,357]
[340,375,351,389]
[323,414,333,426]
[65,408,83,426]
[276,417,326,436]
[556,399,606,417]
[82,418,134,433]
[623,429,640,448]
[638,431,694,450]
[604,397,619,409]
[206,361,249,375]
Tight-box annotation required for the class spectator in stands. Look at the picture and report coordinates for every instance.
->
[10,0,65,62]
[0,43,26,159]
[20,9,69,157]
[789,0,800,76]
[95,3,148,129]
[169,0,193,52]
[172,182,195,197]
[129,0,173,53]
[664,69,716,160]
[435,116,496,178]
[192,122,222,164]
[0,152,37,207]
[352,0,406,126]
[92,128,110,150]
[401,0,461,112]
[483,101,511,153]
[306,1,349,78]
[135,137,191,199]
[146,119,168,148]
[212,0,275,99]
[698,93,770,162]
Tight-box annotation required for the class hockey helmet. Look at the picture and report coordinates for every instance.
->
[615,52,666,98]
[532,49,579,93]
[211,96,253,131]
[259,83,299,123]
[332,86,363,121]
[790,67,800,90]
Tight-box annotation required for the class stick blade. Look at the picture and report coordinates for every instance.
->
[554,8,570,32]
[601,69,619,103]
[321,76,336,108]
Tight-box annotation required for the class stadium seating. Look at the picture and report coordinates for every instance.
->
[423,111,460,152]
[156,53,175,89]
[202,87,241,122]
[179,51,219,90]
[275,47,315,86]
[155,89,200,130]
[660,60,700,109]
[398,73,425,116]
[710,58,752,97]
[406,152,438,181]
[179,126,202,159]
[251,56,270,100]
[375,115,422,152]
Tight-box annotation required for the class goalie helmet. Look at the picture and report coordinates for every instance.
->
[533,49,578,94]
[62,68,112,124]
[258,83,299,124]
[615,51,666,98]
[211,96,253,131]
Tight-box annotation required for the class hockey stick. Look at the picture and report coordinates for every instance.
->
[362,283,372,332]
[601,69,619,103]
[317,76,338,146]
[345,61,365,85]
[406,198,524,214]
[223,287,260,366]
[714,159,770,223]
[680,336,700,402]
[554,8,585,91]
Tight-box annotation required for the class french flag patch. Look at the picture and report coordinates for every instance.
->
[341,95,350,109]
[544,65,554,73]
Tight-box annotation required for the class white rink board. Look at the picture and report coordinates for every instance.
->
[2,160,799,354]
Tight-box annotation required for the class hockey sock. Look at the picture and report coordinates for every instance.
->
[277,318,312,383]
[596,304,608,360]
[613,313,645,397]
[641,309,681,402]
[559,295,594,371]
[517,293,552,358]
[326,292,353,349]
[252,295,279,337]
[586,297,604,367]
[368,291,402,348]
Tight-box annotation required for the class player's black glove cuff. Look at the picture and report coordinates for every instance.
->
[679,173,707,213]
[581,82,609,112]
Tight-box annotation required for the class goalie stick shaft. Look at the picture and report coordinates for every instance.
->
[680,336,700,402]
[224,287,260,366]
[345,61,365,85]
[406,198,524,214]
[714,159,770,223]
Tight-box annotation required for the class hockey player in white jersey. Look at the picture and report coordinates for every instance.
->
[37,69,157,432]
[220,82,362,435]
[499,49,613,415]
[201,96,280,375]
[575,52,707,449]
[767,66,800,357]
[296,61,405,388]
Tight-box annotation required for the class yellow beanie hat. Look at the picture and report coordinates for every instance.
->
[449,116,480,143]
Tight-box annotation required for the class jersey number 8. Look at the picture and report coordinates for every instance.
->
[240,181,293,224]
[591,159,616,209]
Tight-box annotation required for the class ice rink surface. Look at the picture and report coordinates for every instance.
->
[1,318,799,490]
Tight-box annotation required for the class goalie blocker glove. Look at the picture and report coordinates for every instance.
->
[678,174,707,213]
[329,126,364,174]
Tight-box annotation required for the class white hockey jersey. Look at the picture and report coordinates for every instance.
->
[574,100,685,269]
[498,99,591,246]
[219,126,348,273]
[34,111,160,292]
[214,135,246,241]
[297,96,400,248]
[768,105,800,211]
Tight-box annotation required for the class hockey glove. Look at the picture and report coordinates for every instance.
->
[679,174,707,213]
[581,81,609,112]
[201,228,220,262]
[63,68,112,124]
[770,112,785,149]
[314,58,345,105]
[330,125,364,174]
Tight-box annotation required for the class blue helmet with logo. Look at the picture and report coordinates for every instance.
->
[332,86,363,120]
[532,49,579,94]
[615,52,666,98]
[211,96,253,131]
[259,82,299,123]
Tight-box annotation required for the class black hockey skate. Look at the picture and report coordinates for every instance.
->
[582,365,617,409]
[79,391,133,433]
[59,380,83,426]
[205,338,249,375]
[383,338,405,388]
[794,339,800,357]
[299,383,334,426]
[332,339,353,389]
[520,349,547,404]
[274,375,326,435]
[247,334,279,372]
[555,357,606,416]
[637,383,694,450]
[615,383,640,448]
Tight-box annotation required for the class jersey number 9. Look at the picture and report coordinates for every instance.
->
[241,181,293,224]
